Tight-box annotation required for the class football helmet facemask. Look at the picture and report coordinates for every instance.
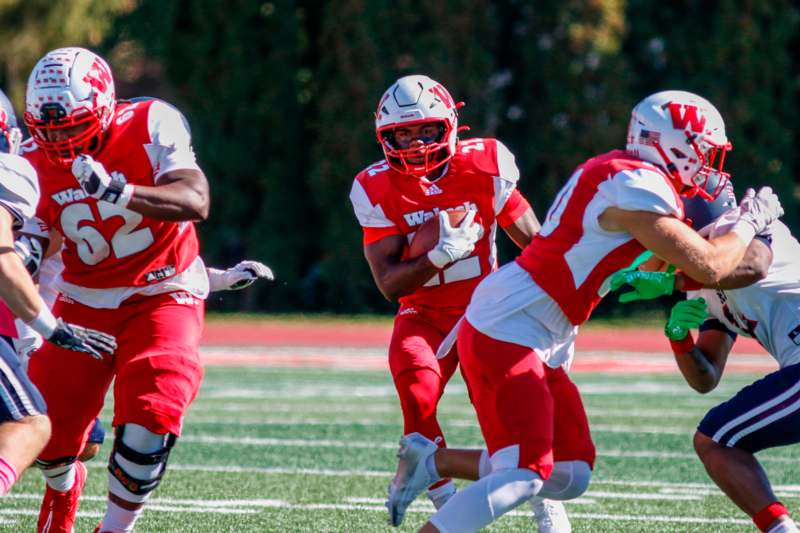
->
[24,47,116,166]
[375,75,462,177]
[626,90,731,200]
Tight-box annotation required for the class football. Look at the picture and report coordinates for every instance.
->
[407,209,469,259]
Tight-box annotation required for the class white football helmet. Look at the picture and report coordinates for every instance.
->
[0,90,22,155]
[626,90,731,200]
[375,75,461,177]
[24,47,116,166]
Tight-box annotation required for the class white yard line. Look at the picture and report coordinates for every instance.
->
[182,417,695,435]
[1,493,751,525]
[174,434,800,463]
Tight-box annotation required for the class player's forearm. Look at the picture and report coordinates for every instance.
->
[0,250,44,323]
[674,346,722,393]
[370,256,440,301]
[126,175,209,221]
[502,208,540,250]
[682,233,750,286]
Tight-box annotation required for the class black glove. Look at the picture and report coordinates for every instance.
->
[47,319,117,359]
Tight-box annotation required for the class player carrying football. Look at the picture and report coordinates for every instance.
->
[387,90,785,533]
[612,183,800,533]
[349,75,548,520]
[20,47,211,533]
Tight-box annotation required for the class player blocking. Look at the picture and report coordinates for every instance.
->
[387,90,784,533]
[20,47,211,533]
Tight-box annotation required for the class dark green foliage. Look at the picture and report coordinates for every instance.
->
[13,1,796,313]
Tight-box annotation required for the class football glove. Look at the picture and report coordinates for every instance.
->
[427,209,483,269]
[72,154,132,205]
[730,187,783,242]
[664,298,707,341]
[47,319,117,360]
[610,268,676,303]
[207,260,275,292]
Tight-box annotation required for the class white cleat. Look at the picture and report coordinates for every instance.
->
[386,432,439,527]
[530,497,571,533]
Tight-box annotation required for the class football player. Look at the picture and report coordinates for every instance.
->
[387,90,784,533]
[0,89,115,497]
[19,47,211,533]
[13,240,273,463]
[611,184,800,533]
[349,75,560,523]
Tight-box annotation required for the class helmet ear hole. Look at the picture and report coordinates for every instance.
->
[670,148,687,159]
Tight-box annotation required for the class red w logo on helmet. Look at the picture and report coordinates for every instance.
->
[429,84,454,109]
[667,102,706,133]
[82,59,112,95]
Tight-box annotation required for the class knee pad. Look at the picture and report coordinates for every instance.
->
[108,423,176,502]
[537,460,592,500]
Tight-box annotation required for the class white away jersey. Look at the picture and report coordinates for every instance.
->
[0,153,39,227]
[690,219,800,368]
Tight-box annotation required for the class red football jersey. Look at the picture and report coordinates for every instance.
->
[350,138,530,313]
[516,150,683,325]
[22,99,201,291]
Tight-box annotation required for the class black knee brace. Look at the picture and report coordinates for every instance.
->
[108,425,176,496]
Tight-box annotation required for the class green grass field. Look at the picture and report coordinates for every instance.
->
[5,366,795,532]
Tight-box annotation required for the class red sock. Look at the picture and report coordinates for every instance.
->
[754,502,789,532]
[0,455,18,495]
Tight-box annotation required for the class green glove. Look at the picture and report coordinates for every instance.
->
[664,298,708,341]
[610,270,676,302]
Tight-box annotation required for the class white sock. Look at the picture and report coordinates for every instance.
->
[100,500,143,533]
[429,468,542,533]
[425,453,442,483]
[768,518,800,533]
[428,480,457,509]
[478,449,492,478]
[42,463,75,492]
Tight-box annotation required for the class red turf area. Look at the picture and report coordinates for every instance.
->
[201,319,766,354]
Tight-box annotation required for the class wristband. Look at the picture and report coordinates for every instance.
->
[25,303,58,339]
[669,332,695,355]
[117,184,135,208]
[427,248,449,269]
[730,220,756,244]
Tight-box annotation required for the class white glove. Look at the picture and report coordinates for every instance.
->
[207,260,275,292]
[427,209,483,269]
[72,154,133,206]
[730,186,784,243]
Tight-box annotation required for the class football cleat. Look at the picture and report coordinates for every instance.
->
[37,461,87,533]
[386,432,439,527]
[530,496,572,533]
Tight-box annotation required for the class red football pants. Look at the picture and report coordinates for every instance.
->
[28,292,204,460]
[388,307,460,448]
[457,319,595,479]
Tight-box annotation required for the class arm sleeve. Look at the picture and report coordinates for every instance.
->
[492,140,521,215]
[599,168,683,217]
[0,155,40,228]
[349,178,400,245]
[699,318,738,341]
[147,100,202,182]
[496,189,531,227]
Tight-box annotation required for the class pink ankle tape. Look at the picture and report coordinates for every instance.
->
[0,456,18,494]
